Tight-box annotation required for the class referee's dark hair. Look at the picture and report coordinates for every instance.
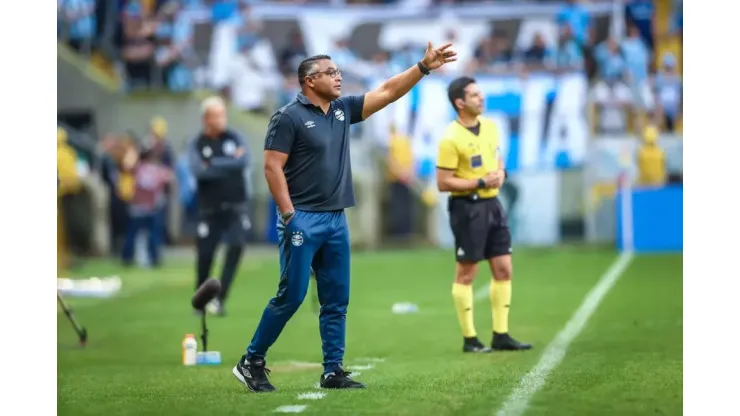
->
[298,54,332,85]
[447,76,477,113]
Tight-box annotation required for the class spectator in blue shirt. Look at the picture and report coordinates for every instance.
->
[556,0,591,46]
[622,25,651,85]
[519,33,554,71]
[60,0,97,52]
[622,24,653,112]
[653,54,682,132]
[595,38,626,84]
[625,0,655,51]
[591,37,633,133]
[553,26,584,72]
[472,31,515,74]
[153,4,193,91]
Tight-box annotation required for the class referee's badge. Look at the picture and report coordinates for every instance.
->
[222,140,236,155]
[334,110,345,121]
[202,146,213,158]
[291,231,304,247]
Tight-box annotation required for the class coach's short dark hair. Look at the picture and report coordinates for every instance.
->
[447,76,477,113]
[298,55,332,85]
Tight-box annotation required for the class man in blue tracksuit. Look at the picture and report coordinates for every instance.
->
[232,43,458,392]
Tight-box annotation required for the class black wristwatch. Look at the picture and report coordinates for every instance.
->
[281,210,295,222]
[417,61,430,75]
[477,178,486,189]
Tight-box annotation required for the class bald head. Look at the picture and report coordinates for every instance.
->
[201,96,227,136]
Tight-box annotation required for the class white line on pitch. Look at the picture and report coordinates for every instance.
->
[347,364,375,371]
[274,405,307,413]
[495,252,634,416]
[354,357,386,363]
[297,392,326,400]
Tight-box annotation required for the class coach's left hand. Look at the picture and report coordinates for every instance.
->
[421,42,458,70]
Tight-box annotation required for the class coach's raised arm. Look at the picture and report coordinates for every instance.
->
[360,42,457,120]
[263,41,457,220]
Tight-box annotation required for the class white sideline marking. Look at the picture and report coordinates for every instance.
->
[354,357,386,363]
[494,252,634,416]
[274,405,307,413]
[297,392,326,400]
[347,364,375,371]
[285,361,323,369]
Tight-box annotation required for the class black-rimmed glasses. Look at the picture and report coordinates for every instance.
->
[308,69,342,79]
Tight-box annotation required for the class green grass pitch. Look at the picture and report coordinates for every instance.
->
[57,247,682,415]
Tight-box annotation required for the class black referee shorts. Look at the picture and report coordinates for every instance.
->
[448,196,512,263]
[197,205,251,247]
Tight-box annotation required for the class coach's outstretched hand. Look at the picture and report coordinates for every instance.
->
[421,42,457,70]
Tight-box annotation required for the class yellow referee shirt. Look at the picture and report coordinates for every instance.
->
[436,118,502,198]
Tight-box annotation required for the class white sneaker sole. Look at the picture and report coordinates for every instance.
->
[232,365,255,392]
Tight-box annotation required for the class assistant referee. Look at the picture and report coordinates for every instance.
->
[436,76,532,354]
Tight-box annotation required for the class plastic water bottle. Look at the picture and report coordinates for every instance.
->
[182,334,198,366]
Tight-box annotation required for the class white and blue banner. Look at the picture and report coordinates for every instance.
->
[371,73,590,178]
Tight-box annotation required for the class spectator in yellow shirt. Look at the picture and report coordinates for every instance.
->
[637,125,666,187]
[57,127,80,273]
[57,127,81,196]
[386,125,415,240]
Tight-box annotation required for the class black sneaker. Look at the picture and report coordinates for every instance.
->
[463,337,494,353]
[232,357,276,392]
[491,332,532,351]
[319,368,365,389]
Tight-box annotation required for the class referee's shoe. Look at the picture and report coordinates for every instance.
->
[491,332,532,351]
[320,367,366,389]
[233,356,276,392]
[463,337,493,353]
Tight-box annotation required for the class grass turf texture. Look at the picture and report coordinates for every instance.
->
[58,247,682,415]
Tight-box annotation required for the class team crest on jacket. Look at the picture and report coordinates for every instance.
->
[291,231,304,247]
[334,110,345,121]
[202,146,212,158]
[223,140,236,155]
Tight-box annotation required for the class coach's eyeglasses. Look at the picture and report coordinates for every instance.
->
[308,69,342,79]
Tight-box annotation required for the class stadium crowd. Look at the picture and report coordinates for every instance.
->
[57,0,683,271]
[58,0,682,132]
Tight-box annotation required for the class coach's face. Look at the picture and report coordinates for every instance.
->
[305,59,342,100]
[462,83,484,116]
[203,104,227,134]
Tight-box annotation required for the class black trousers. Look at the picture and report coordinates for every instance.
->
[388,181,414,238]
[195,206,250,304]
